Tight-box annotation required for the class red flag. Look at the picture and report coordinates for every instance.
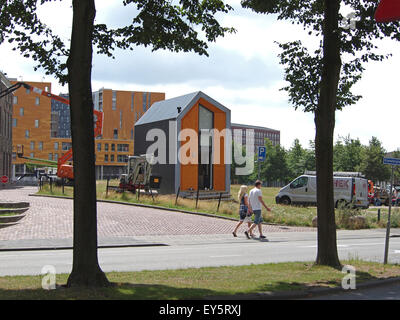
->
[375,0,400,22]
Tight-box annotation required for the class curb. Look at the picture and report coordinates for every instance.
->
[0,242,167,252]
[204,276,400,300]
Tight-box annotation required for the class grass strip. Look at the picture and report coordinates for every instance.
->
[0,260,399,300]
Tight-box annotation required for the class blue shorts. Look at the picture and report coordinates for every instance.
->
[253,210,262,224]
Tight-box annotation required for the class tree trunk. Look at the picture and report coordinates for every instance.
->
[66,0,109,287]
[315,0,341,268]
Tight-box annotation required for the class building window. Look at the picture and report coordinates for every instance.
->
[35,97,40,105]
[97,143,101,151]
[38,141,43,151]
[12,152,16,160]
[117,155,128,163]
[13,96,18,105]
[142,92,147,112]
[12,118,17,127]
[49,153,53,161]
[110,154,114,162]
[111,144,115,152]
[26,88,30,94]
[105,143,109,152]
[35,119,39,128]
[130,129,134,140]
[54,154,58,161]
[30,141,35,150]
[120,110,122,129]
[131,92,134,111]
[54,142,59,150]
[117,144,129,152]
[25,130,29,138]
[30,153,34,158]
[104,155,108,162]
[113,129,118,139]
[20,108,24,116]
[62,142,72,151]
[112,91,116,110]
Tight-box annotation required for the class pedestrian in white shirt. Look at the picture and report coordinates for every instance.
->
[245,180,272,240]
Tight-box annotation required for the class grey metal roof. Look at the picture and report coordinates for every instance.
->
[135,91,230,126]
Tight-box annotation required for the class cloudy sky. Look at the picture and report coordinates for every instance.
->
[1,0,399,152]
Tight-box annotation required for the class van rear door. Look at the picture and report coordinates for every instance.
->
[354,178,369,208]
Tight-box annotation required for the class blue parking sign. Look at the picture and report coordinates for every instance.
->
[258,146,266,161]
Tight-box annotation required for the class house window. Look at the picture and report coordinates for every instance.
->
[54,154,58,161]
[12,119,17,127]
[35,119,39,128]
[48,153,53,161]
[25,130,29,138]
[30,141,35,150]
[13,96,18,105]
[35,97,40,105]
[20,108,24,116]
[38,141,43,151]
[54,142,59,150]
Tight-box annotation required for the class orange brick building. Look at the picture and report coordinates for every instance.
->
[11,80,165,179]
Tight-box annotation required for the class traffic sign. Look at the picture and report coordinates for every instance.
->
[1,176,8,184]
[258,146,266,162]
[383,157,400,166]
[375,0,400,23]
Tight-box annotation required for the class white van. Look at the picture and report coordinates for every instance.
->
[275,174,369,209]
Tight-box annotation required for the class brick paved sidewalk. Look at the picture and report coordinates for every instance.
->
[0,187,314,242]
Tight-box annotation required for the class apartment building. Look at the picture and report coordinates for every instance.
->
[11,80,165,179]
[231,123,280,152]
[0,72,13,178]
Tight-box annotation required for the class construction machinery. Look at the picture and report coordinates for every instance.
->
[118,155,161,193]
[0,82,103,182]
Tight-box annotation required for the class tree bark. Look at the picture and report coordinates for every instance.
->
[66,0,109,287]
[315,0,341,268]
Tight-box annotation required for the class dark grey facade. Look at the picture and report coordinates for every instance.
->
[134,119,176,194]
[0,72,13,179]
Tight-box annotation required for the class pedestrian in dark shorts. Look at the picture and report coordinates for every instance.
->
[232,185,253,237]
[245,180,272,240]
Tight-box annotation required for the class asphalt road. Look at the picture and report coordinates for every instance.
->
[1,230,400,277]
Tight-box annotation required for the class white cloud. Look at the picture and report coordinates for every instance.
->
[1,1,399,154]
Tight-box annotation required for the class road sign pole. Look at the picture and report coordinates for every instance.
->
[384,165,394,264]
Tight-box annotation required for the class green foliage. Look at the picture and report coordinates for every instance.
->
[242,0,400,113]
[359,136,391,182]
[1,0,235,84]
[333,135,363,172]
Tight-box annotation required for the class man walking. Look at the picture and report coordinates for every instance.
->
[245,180,272,240]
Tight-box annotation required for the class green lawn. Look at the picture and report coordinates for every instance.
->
[0,260,399,299]
[36,181,400,229]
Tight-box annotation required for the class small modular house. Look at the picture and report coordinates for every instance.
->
[134,91,231,194]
